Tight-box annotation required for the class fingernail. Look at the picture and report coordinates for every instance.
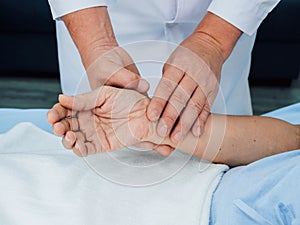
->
[150,109,159,121]
[65,136,71,142]
[195,126,201,136]
[58,94,68,103]
[75,143,80,150]
[158,122,168,137]
[138,79,150,93]
[173,132,183,143]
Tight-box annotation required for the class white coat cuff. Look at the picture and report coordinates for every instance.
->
[207,0,280,35]
[48,0,108,20]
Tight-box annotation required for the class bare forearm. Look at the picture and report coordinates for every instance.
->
[145,114,300,167]
[62,7,117,68]
[193,12,242,61]
[212,115,300,166]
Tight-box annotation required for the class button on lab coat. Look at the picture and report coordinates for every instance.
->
[48,0,280,115]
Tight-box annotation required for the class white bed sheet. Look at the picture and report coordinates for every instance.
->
[0,121,227,225]
[0,103,299,225]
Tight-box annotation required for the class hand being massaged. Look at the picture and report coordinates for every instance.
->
[47,86,300,167]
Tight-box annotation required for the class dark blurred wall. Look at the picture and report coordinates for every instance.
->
[249,0,300,85]
[0,0,59,77]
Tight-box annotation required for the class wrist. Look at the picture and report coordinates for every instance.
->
[81,40,118,69]
[190,31,226,63]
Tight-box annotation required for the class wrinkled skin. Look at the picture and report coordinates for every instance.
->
[48,86,172,157]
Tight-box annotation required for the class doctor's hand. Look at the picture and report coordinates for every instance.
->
[147,33,223,143]
[47,86,174,157]
[62,6,149,94]
[84,45,150,95]
[147,12,241,143]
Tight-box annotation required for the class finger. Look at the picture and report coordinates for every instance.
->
[106,68,150,94]
[154,145,174,156]
[147,66,184,121]
[52,114,80,136]
[117,46,140,76]
[73,130,87,144]
[47,103,68,124]
[52,119,70,136]
[125,63,139,76]
[135,142,174,156]
[67,116,80,132]
[134,141,156,149]
[192,102,210,137]
[119,49,149,94]
[171,86,207,142]
[85,142,97,155]
[62,131,76,149]
[73,139,88,157]
[71,131,89,157]
[158,75,197,138]
[58,87,109,111]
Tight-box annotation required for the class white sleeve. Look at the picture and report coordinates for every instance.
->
[207,0,281,35]
[48,0,108,20]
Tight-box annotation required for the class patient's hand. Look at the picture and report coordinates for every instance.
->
[47,86,173,156]
[48,86,300,166]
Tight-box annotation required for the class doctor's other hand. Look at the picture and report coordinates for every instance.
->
[147,12,241,143]
[62,7,149,94]
[47,87,174,157]
[147,32,223,143]
[83,45,149,95]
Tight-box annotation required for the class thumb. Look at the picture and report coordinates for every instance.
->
[107,68,150,94]
[58,87,107,111]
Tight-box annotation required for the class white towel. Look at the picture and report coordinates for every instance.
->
[0,122,228,225]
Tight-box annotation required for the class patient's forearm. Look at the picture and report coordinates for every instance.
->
[53,86,300,166]
[144,114,300,167]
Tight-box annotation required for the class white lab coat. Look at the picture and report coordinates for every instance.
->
[48,0,280,115]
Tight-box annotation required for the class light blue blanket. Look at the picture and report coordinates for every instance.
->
[211,103,300,225]
[210,149,300,225]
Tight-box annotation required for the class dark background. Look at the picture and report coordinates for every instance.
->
[0,0,299,114]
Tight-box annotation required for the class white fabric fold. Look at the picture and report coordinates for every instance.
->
[48,0,109,20]
[0,122,227,225]
[208,0,281,35]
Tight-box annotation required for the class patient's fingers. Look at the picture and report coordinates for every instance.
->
[134,141,155,149]
[85,142,97,155]
[47,103,68,124]
[73,140,88,157]
[59,87,108,111]
[135,142,174,156]
[71,130,96,157]
[53,121,70,136]
[62,131,90,157]
[62,131,76,149]
[154,145,174,156]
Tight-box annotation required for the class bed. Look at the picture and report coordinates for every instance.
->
[0,103,299,224]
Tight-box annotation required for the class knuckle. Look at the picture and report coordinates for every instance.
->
[163,111,178,125]
[197,118,205,127]
[150,98,165,111]
[202,104,211,114]
[159,79,176,95]
[171,90,189,107]
[178,122,190,134]
[189,99,205,112]
[127,71,139,81]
